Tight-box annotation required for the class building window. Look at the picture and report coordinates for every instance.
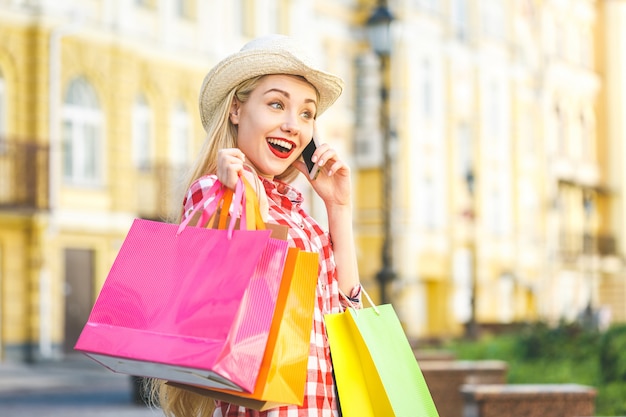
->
[132,95,153,171]
[451,0,469,41]
[170,102,191,168]
[486,79,510,160]
[456,122,472,177]
[0,71,6,137]
[554,21,566,59]
[580,113,595,162]
[62,77,103,186]
[235,0,255,37]
[267,0,279,34]
[419,173,446,230]
[487,187,511,236]
[481,0,505,40]
[554,105,567,155]
[580,27,593,68]
[421,59,433,119]
[135,0,154,8]
[175,0,195,20]
[415,0,440,14]
[520,103,535,157]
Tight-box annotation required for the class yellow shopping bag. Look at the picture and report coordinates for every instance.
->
[325,290,439,417]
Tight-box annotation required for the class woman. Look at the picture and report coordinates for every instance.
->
[153,34,361,417]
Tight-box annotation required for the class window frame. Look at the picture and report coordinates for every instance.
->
[61,77,104,187]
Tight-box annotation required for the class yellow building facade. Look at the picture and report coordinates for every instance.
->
[0,0,358,362]
[352,0,625,340]
[1,0,625,362]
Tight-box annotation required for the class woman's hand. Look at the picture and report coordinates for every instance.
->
[294,142,360,296]
[293,142,351,209]
[216,148,246,190]
[216,148,270,221]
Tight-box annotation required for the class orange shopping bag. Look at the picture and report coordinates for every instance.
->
[169,246,318,410]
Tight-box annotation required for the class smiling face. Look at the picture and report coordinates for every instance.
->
[229,74,318,179]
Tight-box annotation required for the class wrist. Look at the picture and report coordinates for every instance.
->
[325,201,352,216]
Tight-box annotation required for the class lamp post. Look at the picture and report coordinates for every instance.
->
[465,168,478,339]
[582,191,594,327]
[366,1,395,304]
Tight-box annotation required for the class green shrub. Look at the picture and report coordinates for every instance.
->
[445,321,620,414]
[599,324,626,384]
[514,321,599,361]
[596,382,626,415]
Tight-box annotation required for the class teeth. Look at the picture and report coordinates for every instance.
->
[267,138,293,151]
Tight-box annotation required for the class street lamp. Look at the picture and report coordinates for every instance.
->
[465,167,478,339]
[366,2,394,57]
[582,191,594,327]
[366,1,395,304]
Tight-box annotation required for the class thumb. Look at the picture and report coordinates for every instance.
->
[292,160,309,177]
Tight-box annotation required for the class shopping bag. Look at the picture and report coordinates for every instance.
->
[324,290,440,417]
[168,246,319,410]
[75,178,290,393]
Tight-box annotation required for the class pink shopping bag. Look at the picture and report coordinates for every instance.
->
[75,178,289,393]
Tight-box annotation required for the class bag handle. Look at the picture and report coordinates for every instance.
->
[241,176,266,231]
[338,286,379,316]
[212,176,266,232]
[177,175,267,237]
[176,179,244,238]
[177,180,225,233]
[242,163,270,222]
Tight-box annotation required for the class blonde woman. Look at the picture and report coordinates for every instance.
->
[152,34,361,417]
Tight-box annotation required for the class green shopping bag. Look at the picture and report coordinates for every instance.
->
[324,290,439,417]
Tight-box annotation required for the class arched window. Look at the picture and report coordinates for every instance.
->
[452,0,469,40]
[132,94,153,170]
[62,77,103,185]
[170,102,190,168]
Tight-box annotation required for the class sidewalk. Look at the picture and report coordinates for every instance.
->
[0,354,163,417]
[0,354,130,396]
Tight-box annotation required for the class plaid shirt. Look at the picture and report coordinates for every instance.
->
[182,175,360,417]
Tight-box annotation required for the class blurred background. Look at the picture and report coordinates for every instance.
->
[0,0,625,366]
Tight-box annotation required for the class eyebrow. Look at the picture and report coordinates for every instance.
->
[263,88,317,107]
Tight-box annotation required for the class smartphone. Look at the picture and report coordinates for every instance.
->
[301,135,320,180]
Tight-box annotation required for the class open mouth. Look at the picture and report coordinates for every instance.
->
[267,138,295,159]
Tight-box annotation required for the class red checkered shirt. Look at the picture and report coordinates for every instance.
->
[181,175,361,417]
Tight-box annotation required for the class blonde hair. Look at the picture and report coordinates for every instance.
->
[147,379,216,417]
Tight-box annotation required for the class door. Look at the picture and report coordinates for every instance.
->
[0,245,3,359]
[63,248,94,352]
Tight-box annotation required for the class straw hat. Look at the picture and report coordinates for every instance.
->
[199,34,344,132]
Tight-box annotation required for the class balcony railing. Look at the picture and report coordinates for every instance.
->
[134,162,188,221]
[559,232,618,260]
[0,137,49,211]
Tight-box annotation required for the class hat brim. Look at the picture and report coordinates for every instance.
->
[199,49,344,131]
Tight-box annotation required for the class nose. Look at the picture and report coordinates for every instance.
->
[280,115,300,135]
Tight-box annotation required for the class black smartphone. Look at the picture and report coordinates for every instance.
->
[301,135,320,180]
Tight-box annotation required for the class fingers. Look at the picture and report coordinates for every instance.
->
[311,143,346,177]
[217,149,245,189]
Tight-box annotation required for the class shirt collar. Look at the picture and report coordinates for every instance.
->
[260,177,304,205]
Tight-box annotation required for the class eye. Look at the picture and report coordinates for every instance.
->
[301,109,315,120]
[269,101,284,110]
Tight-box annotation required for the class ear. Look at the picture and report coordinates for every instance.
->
[229,100,241,125]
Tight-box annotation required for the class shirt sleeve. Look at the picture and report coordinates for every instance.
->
[181,175,218,222]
